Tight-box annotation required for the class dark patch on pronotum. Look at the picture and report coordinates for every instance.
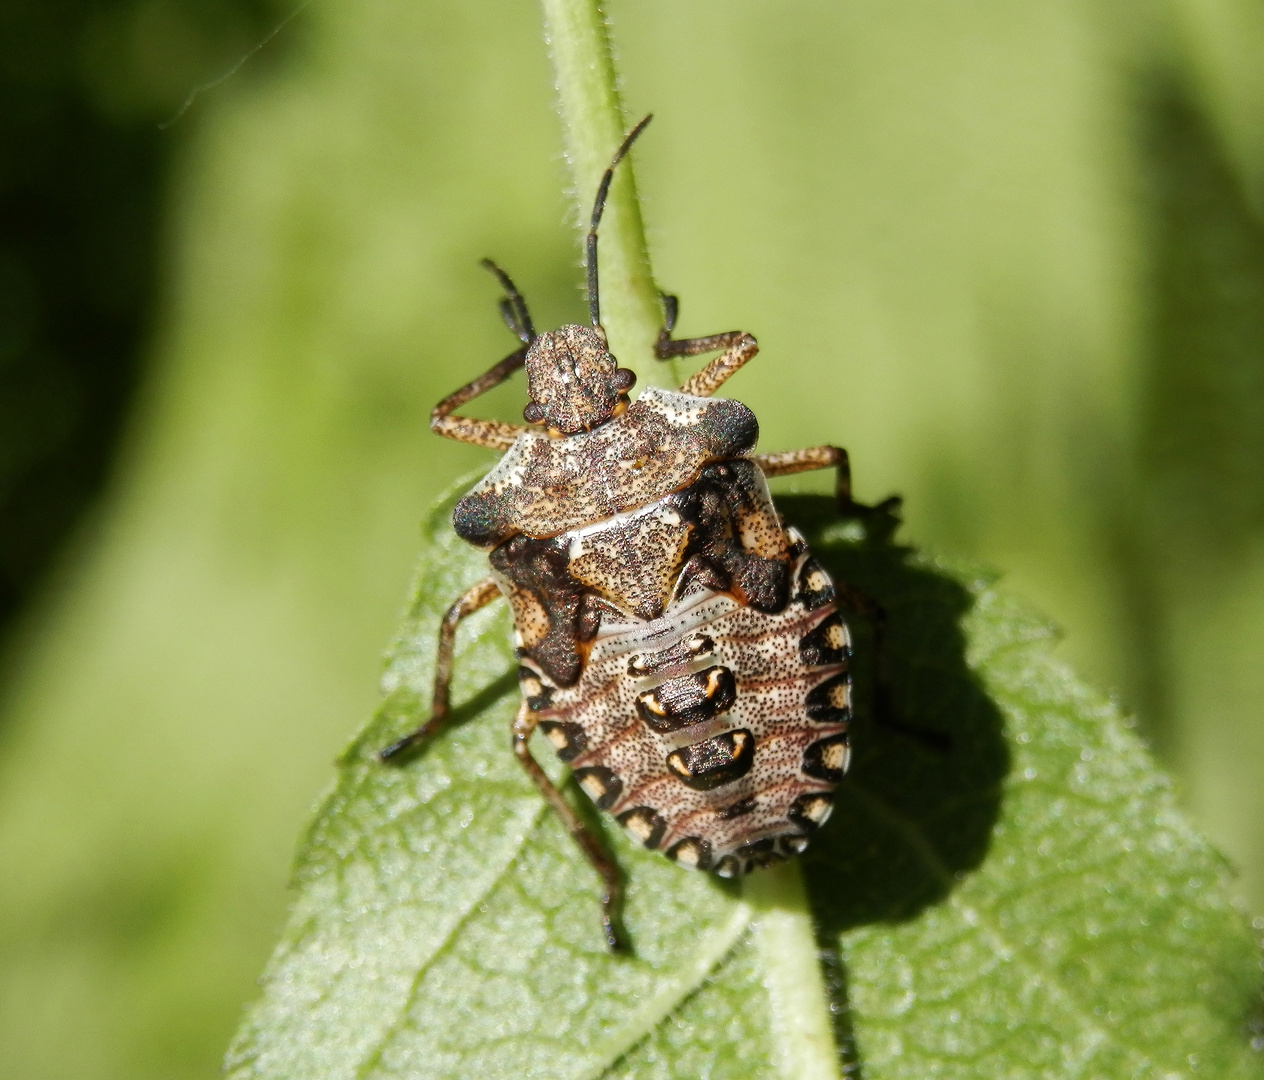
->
[489,534,596,687]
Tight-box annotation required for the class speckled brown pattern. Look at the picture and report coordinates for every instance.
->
[380,117,880,949]
[453,387,758,547]
[520,524,849,876]
[522,324,636,434]
[439,355,855,881]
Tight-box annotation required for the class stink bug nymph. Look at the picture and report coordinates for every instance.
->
[381,116,895,950]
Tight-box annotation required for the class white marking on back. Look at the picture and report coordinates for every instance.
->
[593,593,739,659]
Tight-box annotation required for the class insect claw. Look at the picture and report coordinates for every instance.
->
[377,738,410,762]
[658,291,680,336]
[600,900,629,954]
[378,727,433,762]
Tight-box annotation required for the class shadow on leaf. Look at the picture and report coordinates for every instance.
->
[777,495,1010,934]
[358,667,520,766]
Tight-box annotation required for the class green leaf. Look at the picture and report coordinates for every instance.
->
[225,485,1263,1079]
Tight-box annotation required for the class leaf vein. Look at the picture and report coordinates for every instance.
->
[846,785,1156,1076]
[348,800,549,1080]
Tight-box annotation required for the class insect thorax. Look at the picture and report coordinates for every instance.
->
[452,387,851,876]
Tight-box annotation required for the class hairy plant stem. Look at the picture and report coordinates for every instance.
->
[746,862,844,1080]
[540,4,842,1076]
[539,0,674,387]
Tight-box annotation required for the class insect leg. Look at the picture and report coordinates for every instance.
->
[512,701,626,952]
[429,346,530,450]
[653,292,761,397]
[379,578,502,759]
[480,258,536,344]
[753,445,903,518]
[834,580,951,753]
[653,291,744,358]
[430,259,541,450]
[673,333,760,397]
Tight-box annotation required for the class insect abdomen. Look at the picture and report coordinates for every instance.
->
[525,533,850,877]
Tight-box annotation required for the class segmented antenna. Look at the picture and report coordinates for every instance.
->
[587,114,653,329]
[480,257,536,343]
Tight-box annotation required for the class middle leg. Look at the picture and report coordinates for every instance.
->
[380,577,502,760]
[754,445,902,517]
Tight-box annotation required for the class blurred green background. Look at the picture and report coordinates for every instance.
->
[1,0,1263,1077]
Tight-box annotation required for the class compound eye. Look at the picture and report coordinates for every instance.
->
[523,400,545,424]
[612,367,636,392]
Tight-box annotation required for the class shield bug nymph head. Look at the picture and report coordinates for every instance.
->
[522,324,636,434]
[517,113,653,437]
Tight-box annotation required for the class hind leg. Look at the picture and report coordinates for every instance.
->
[512,702,626,952]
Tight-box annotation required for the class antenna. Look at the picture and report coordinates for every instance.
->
[480,258,536,343]
[586,114,653,329]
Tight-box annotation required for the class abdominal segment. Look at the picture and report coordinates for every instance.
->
[521,531,851,877]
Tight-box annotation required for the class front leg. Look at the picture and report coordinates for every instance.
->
[429,347,530,451]
[654,292,759,398]
[429,259,541,450]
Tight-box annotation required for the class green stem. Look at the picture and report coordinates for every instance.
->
[539,0,672,386]
[745,861,844,1080]
[541,7,842,1075]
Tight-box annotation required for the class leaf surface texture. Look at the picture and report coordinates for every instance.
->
[227,491,1262,1079]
